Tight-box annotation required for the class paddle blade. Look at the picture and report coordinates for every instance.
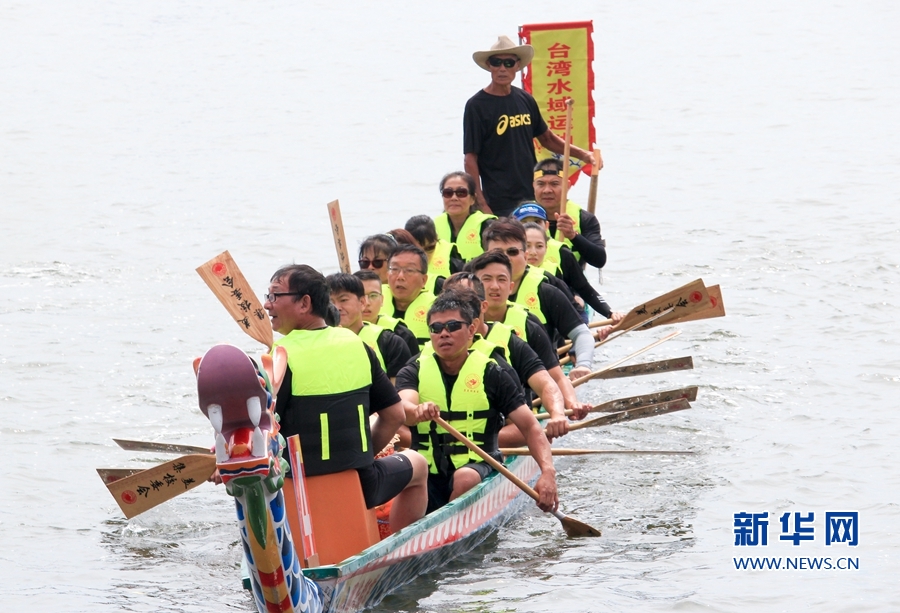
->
[592,386,699,413]
[594,356,694,380]
[96,467,141,484]
[554,510,602,537]
[617,279,709,331]
[113,438,212,455]
[103,454,216,519]
[196,250,273,349]
[569,398,692,432]
[326,200,352,273]
[673,284,726,323]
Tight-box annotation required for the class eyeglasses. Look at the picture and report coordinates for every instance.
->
[488,57,518,68]
[264,292,301,303]
[428,320,467,334]
[358,258,386,269]
[365,291,382,301]
[441,187,469,199]
[388,266,425,276]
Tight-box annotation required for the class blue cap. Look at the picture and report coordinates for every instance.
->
[511,203,547,221]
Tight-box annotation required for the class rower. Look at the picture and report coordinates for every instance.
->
[396,292,558,513]
[357,233,397,285]
[532,157,607,269]
[264,264,427,533]
[405,214,463,294]
[440,280,574,446]
[466,250,592,418]
[479,219,596,380]
[382,244,437,349]
[326,273,412,381]
[354,269,420,356]
[433,171,496,262]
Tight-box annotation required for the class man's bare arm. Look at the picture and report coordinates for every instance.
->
[536,129,597,168]
[464,152,491,213]
[527,370,568,439]
[506,405,558,512]
[371,401,405,452]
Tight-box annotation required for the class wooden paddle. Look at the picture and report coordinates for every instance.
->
[197,250,273,349]
[559,281,719,359]
[586,148,601,215]
[570,330,682,389]
[102,454,217,519]
[615,278,710,331]
[587,318,614,330]
[97,467,141,484]
[113,438,212,455]
[594,356,694,380]
[672,284,726,324]
[557,307,674,358]
[500,448,694,456]
[432,415,601,538]
[535,386,699,418]
[584,287,723,332]
[567,398,692,433]
[326,199,352,273]
[560,98,574,207]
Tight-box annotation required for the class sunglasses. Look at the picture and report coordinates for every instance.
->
[441,187,470,199]
[428,320,467,334]
[494,247,521,257]
[488,57,518,68]
[358,258,386,269]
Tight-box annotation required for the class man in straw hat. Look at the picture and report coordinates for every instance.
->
[464,35,597,218]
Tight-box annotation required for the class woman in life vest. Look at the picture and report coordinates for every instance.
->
[357,233,397,284]
[405,214,464,295]
[434,171,497,262]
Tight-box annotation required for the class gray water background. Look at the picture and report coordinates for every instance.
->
[1,1,898,611]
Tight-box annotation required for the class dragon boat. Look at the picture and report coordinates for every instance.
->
[195,343,538,613]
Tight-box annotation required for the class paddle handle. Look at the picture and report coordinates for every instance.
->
[560,99,574,206]
[432,416,540,505]
[500,448,694,456]
[587,148,601,214]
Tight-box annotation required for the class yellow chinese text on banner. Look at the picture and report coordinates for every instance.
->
[519,21,595,185]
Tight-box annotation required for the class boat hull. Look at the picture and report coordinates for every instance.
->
[243,455,538,613]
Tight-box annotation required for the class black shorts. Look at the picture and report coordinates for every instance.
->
[426,461,495,514]
[356,453,414,509]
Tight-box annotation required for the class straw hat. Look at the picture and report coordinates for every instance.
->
[472,35,534,71]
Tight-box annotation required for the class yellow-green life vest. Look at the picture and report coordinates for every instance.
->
[539,238,565,275]
[485,321,515,352]
[512,266,547,324]
[376,313,400,331]
[552,200,583,260]
[435,210,496,261]
[385,288,436,348]
[428,239,453,279]
[490,302,530,341]
[471,335,503,361]
[273,327,373,477]
[413,350,496,474]
[357,322,387,372]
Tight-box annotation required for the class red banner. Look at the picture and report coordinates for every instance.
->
[519,21,595,185]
